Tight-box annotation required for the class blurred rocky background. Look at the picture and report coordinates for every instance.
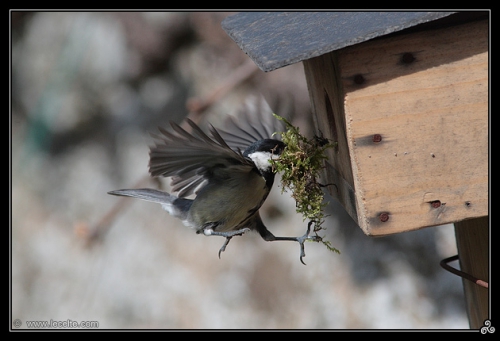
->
[11,11,467,329]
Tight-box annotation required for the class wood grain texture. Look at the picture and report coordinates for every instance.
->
[306,19,488,235]
[454,217,489,329]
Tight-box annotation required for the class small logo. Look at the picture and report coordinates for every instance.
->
[481,320,495,334]
[13,319,22,328]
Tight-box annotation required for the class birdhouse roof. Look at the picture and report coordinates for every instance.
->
[222,12,456,72]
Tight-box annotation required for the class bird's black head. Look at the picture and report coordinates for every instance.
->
[243,139,285,158]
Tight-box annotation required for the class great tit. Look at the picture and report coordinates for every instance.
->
[108,97,317,262]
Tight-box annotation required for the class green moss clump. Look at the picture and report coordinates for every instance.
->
[271,114,340,254]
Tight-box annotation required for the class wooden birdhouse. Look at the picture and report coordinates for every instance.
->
[222,11,489,329]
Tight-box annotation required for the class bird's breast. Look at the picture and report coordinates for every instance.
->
[188,170,272,232]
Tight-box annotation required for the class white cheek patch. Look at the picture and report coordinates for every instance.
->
[248,151,277,172]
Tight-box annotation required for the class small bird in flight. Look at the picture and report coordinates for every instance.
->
[108,97,318,263]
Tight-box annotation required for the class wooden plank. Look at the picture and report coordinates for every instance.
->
[304,53,358,222]
[334,19,488,235]
[454,217,489,329]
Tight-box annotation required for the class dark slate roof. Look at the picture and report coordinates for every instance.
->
[222,12,455,72]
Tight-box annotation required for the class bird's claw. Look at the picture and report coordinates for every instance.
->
[218,238,231,259]
[297,234,322,265]
[214,228,251,259]
[297,221,322,265]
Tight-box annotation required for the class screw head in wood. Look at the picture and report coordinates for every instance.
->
[401,52,416,64]
[379,212,389,222]
[353,74,365,85]
[430,200,441,208]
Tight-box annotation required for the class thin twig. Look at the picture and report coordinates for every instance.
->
[75,175,154,246]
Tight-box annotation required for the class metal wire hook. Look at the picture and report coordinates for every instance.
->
[440,255,489,289]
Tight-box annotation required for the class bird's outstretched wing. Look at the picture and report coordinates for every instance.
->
[149,119,254,197]
[217,95,286,152]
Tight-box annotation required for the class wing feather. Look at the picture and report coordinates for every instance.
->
[149,119,252,197]
[217,95,285,151]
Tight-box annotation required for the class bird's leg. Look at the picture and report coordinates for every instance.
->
[262,221,321,265]
[202,227,251,258]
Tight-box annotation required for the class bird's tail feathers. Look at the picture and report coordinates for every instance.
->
[108,188,174,204]
[108,188,192,222]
